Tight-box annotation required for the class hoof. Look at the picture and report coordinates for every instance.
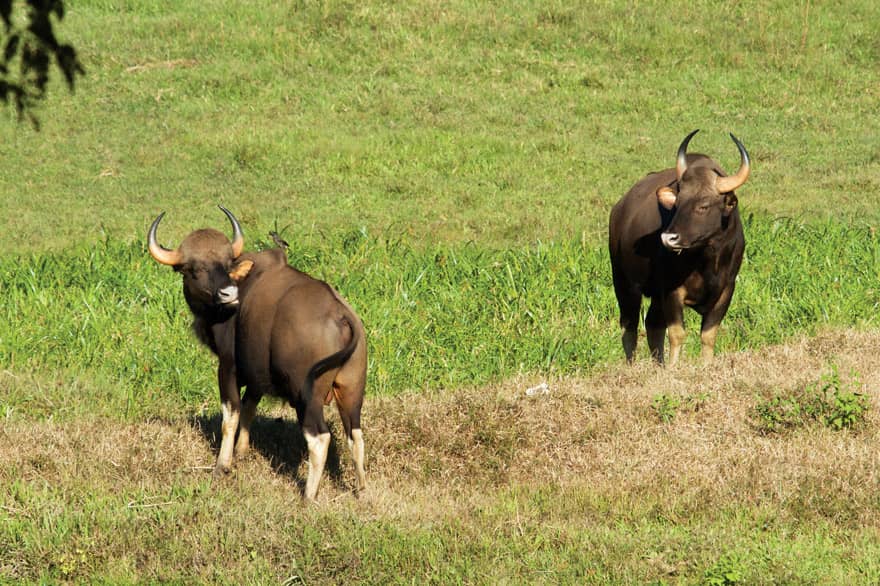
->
[212,464,231,479]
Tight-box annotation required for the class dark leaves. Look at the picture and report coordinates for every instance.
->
[55,44,81,87]
[3,32,17,62]
[1,0,84,128]
[0,1,11,30]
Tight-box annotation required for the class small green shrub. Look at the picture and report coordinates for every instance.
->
[704,553,746,585]
[651,392,708,423]
[751,366,868,434]
[752,394,810,433]
[651,393,681,423]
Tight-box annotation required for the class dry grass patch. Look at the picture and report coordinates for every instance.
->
[365,329,880,526]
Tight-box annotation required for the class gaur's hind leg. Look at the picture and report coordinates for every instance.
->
[645,297,666,363]
[302,421,331,501]
[234,390,261,457]
[300,372,334,501]
[333,381,366,493]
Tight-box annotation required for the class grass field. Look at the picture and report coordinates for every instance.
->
[3,0,880,583]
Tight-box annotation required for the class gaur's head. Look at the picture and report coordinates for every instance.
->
[148,206,254,319]
[656,130,750,251]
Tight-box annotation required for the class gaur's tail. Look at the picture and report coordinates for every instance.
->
[302,316,359,406]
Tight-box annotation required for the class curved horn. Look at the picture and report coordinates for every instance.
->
[147,212,184,266]
[218,206,244,258]
[676,129,700,181]
[715,133,751,194]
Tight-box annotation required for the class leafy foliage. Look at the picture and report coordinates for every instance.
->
[704,553,747,585]
[651,392,708,423]
[0,0,84,127]
[651,393,681,423]
[751,365,869,434]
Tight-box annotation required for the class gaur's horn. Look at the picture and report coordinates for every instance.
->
[147,212,184,266]
[676,129,700,181]
[219,206,244,258]
[715,133,751,194]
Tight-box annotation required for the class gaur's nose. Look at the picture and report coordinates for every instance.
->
[661,233,681,249]
[215,285,239,305]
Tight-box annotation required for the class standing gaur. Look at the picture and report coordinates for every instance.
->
[148,207,367,500]
[609,130,751,364]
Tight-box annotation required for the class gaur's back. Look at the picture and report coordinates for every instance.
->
[234,248,358,398]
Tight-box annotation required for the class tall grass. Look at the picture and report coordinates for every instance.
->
[2,213,878,421]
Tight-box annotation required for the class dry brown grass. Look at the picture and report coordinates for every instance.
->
[3,329,880,582]
[5,329,880,507]
[366,328,880,523]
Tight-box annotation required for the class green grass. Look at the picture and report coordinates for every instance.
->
[2,0,880,253]
[4,472,880,584]
[2,214,879,421]
[3,0,880,582]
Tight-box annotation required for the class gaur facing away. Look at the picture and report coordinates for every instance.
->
[148,207,367,500]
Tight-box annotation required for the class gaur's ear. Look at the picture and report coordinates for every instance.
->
[723,193,738,216]
[229,259,254,282]
[656,186,677,210]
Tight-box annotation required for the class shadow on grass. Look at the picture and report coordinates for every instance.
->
[189,411,346,493]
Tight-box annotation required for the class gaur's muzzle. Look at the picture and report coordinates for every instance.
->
[214,285,239,306]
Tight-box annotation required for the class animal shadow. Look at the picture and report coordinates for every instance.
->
[190,411,345,492]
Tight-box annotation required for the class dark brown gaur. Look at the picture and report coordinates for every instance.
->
[148,207,367,500]
[608,130,750,364]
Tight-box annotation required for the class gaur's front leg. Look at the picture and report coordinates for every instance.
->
[645,297,667,363]
[215,357,241,477]
[662,287,687,366]
[699,285,735,363]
